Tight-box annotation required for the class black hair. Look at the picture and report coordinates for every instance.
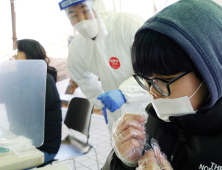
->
[131,29,202,79]
[17,39,50,65]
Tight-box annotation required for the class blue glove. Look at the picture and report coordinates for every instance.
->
[97,90,126,112]
[102,107,108,124]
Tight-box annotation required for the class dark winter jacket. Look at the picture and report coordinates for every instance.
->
[102,0,222,169]
[37,66,62,154]
[103,99,222,169]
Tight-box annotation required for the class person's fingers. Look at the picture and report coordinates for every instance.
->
[124,114,146,123]
[110,107,117,112]
[118,127,145,144]
[110,102,117,112]
[113,114,146,147]
[137,151,161,170]
[118,138,141,159]
[161,159,173,170]
[138,155,147,167]
[153,146,172,169]
[105,100,112,110]
[151,139,163,165]
[118,116,145,132]
[153,145,162,161]
[144,150,159,164]
[137,164,161,170]
[102,95,108,105]
[97,92,107,99]
[151,138,173,170]
[101,95,112,109]
[119,138,140,151]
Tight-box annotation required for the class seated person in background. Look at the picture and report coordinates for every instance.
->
[102,0,222,169]
[15,39,62,163]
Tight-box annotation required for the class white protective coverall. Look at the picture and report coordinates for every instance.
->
[67,0,150,133]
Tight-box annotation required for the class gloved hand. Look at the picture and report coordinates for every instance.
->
[102,107,108,124]
[97,90,126,112]
[112,112,148,167]
[136,138,173,170]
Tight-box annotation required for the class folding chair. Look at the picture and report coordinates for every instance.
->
[53,97,99,169]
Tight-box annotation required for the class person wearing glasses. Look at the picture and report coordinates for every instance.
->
[102,0,222,169]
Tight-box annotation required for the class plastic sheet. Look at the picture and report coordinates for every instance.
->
[0,136,31,148]
[13,145,39,158]
[136,138,173,170]
[0,60,46,147]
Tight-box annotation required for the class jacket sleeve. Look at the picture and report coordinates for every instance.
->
[102,149,136,170]
[38,73,62,154]
[67,51,105,110]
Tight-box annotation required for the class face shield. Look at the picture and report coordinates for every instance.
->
[59,0,99,39]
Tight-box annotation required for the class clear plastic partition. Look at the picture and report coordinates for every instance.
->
[0,60,46,148]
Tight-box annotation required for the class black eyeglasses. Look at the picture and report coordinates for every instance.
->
[132,72,190,96]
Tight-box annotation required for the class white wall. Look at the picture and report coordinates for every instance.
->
[0,0,13,61]
[154,0,179,12]
[121,0,155,20]
[212,0,222,6]
[0,0,72,60]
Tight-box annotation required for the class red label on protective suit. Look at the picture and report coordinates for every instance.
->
[109,57,120,69]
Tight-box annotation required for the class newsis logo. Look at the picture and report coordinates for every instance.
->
[110,59,119,63]
[61,0,71,7]
[199,162,222,170]
[109,57,120,69]
[61,0,81,8]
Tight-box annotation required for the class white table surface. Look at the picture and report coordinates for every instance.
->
[0,127,44,170]
[0,149,44,170]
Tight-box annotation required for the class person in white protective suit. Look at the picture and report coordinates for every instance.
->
[58,0,150,133]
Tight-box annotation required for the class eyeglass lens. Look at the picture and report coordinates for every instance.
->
[152,79,168,96]
[139,77,169,96]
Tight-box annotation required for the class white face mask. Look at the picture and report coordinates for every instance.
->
[73,19,99,39]
[151,81,204,122]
